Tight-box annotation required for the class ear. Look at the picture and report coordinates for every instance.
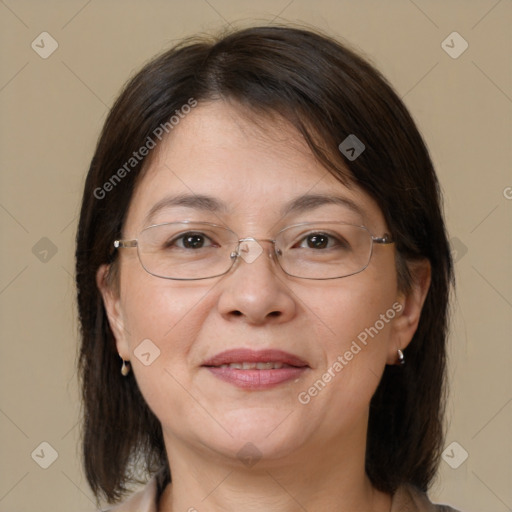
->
[387,258,431,365]
[96,264,131,359]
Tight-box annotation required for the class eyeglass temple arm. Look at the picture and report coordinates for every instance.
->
[372,233,394,244]
[113,240,138,248]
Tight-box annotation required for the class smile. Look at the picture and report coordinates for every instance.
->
[215,362,294,370]
[202,349,309,390]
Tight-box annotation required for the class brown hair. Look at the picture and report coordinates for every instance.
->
[76,25,453,504]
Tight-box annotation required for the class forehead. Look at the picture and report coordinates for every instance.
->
[124,102,385,234]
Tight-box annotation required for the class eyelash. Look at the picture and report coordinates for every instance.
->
[163,231,349,251]
[164,232,216,249]
[294,232,350,250]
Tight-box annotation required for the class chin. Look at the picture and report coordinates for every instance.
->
[198,407,311,464]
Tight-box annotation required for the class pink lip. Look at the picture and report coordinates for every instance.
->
[202,349,309,368]
[202,349,309,390]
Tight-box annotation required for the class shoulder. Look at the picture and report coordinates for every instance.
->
[102,476,158,512]
[392,484,461,512]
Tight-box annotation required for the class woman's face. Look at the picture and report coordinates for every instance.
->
[101,102,417,468]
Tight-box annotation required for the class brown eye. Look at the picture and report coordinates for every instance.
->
[181,233,206,249]
[306,234,329,249]
[165,232,214,250]
[295,232,350,251]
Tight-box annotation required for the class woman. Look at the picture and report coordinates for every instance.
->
[76,26,459,511]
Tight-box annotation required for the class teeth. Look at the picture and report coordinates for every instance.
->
[256,362,283,370]
[217,362,288,370]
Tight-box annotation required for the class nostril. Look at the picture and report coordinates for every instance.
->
[268,311,281,317]
[231,310,243,316]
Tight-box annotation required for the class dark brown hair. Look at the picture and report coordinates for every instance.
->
[76,25,453,504]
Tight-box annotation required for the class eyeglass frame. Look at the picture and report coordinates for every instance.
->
[113,221,394,281]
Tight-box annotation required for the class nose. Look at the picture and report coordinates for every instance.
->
[217,238,297,325]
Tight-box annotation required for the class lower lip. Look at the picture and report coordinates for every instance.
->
[205,366,308,389]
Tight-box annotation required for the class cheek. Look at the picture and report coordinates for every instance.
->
[119,275,220,425]
[297,273,397,351]
[119,268,218,391]
[293,274,398,414]
[120,267,211,339]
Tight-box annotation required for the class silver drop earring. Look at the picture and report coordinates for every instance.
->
[397,349,405,365]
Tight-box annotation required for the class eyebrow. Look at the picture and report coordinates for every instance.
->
[280,194,365,218]
[144,194,227,225]
[144,192,364,225]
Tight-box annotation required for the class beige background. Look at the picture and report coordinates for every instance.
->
[0,1,511,511]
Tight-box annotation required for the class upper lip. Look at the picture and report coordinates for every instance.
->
[202,349,309,368]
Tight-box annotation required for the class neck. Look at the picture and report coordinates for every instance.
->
[158,426,391,512]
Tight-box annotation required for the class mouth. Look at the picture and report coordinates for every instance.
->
[214,361,295,370]
[202,349,310,390]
